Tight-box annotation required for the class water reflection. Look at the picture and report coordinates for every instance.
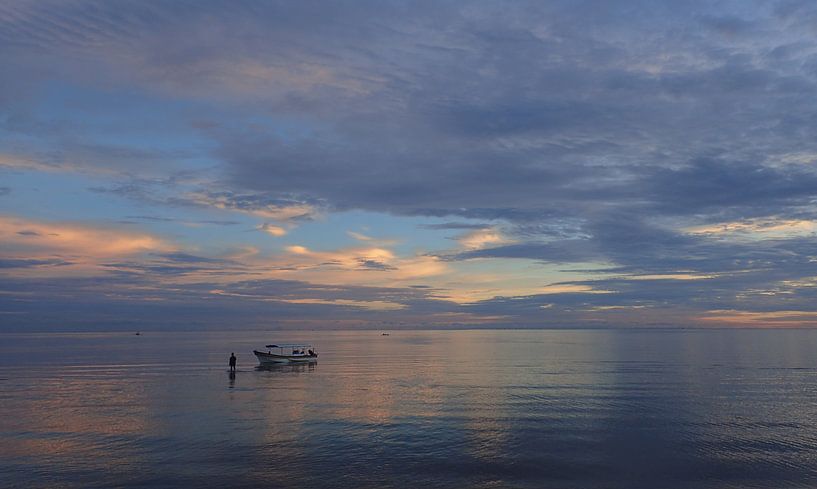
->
[2,330,817,488]
[255,363,317,373]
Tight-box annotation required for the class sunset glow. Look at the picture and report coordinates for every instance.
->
[3,1,817,330]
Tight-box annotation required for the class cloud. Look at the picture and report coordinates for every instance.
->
[100,253,240,277]
[258,223,287,237]
[0,274,466,331]
[6,1,817,327]
[0,143,195,177]
[125,215,241,226]
[456,228,511,250]
[445,240,601,264]
[0,258,72,269]
[643,158,817,216]
[0,154,65,173]
[0,216,173,258]
[153,252,230,264]
[9,1,816,225]
[420,222,492,230]
[684,218,817,240]
[278,242,446,281]
[91,182,322,224]
[177,191,320,221]
[347,231,373,241]
[357,259,397,271]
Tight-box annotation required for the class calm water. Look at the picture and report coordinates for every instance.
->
[2,329,817,488]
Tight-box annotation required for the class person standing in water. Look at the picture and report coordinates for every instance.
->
[229,353,237,372]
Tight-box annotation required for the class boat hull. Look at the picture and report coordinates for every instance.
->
[254,350,317,365]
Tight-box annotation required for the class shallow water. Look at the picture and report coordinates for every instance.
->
[2,329,817,488]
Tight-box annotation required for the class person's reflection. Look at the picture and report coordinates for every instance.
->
[228,370,236,388]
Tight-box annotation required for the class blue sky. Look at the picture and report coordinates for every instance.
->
[4,0,817,330]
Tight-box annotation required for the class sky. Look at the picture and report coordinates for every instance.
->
[3,0,817,330]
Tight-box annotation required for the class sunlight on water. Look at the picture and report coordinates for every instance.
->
[1,329,817,488]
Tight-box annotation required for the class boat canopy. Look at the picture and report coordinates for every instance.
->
[265,343,313,348]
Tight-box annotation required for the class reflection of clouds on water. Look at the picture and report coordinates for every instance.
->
[450,331,617,479]
[4,330,817,487]
[597,330,817,485]
[0,366,153,484]
[395,334,435,346]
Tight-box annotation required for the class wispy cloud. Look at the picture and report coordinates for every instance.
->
[456,228,511,251]
[347,231,373,241]
[258,223,287,237]
[0,216,173,260]
[180,191,319,222]
[125,215,241,227]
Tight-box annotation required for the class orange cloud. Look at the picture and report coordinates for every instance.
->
[457,228,510,250]
[258,223,287,237]
[238,243,449,290]
[685,218,817,240]
[0,216,172,257]
[698,309,817,327]
[0,216,174,277]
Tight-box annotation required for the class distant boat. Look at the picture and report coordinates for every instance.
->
[254,344,318,365]
[381,332,390,336]
[135,332,141,336]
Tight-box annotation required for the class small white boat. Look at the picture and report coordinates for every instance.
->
[254,344,318,365]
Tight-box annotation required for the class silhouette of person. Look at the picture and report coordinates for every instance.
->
[229,352,237,372]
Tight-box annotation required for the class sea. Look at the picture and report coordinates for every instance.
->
[1,329,817,488]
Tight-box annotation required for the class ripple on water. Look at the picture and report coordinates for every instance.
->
[2,329,817,489]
